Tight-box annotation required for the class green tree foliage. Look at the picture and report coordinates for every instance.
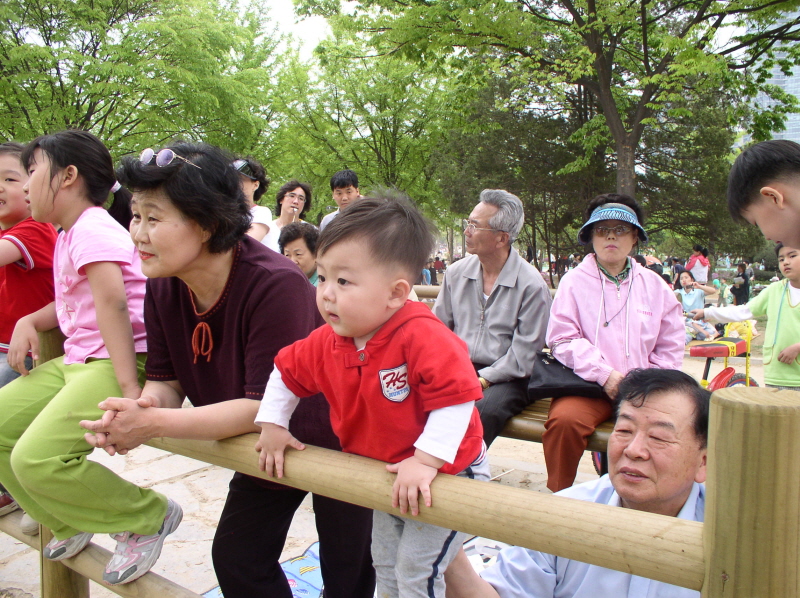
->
[427,70,767,267]
[637,84,766,258]
[309,0,800,197]
[272,23,455,224]
[429,79,613,267]
[0,0,283,157]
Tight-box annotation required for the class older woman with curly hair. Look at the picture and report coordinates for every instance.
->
[81,142,373,598]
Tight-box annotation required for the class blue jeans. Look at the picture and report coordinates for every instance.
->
[0,353,33,494]
[0,353,31,389]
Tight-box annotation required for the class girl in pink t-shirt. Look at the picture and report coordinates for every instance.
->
[0,131,180,586]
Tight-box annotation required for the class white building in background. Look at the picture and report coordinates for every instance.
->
[754,9,800,143]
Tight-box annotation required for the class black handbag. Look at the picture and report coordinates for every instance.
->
[527,351,604,401]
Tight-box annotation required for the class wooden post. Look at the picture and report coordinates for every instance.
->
[36,328,66,367]
[703,387,800,597]
[39,527,89,598]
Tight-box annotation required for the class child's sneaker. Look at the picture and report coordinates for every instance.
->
[0,491,19,516]
[103,498,183,585]
[20,512,40,536]
[43,531,94,560]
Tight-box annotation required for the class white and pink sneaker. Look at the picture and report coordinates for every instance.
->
[103,498,183,585]
[43,531,94,560]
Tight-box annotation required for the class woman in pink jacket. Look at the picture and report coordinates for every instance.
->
[686,245,710,284]
[544,194,684,492]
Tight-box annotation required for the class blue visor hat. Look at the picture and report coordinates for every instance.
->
[577,203,648,246]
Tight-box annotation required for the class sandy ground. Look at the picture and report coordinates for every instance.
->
[0,354,764,597]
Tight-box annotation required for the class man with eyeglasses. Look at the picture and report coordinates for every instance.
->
[320,169,362,231]
[433,190,551,446]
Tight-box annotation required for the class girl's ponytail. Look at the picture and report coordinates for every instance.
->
[107,185,133,229]
[22,130,132,229]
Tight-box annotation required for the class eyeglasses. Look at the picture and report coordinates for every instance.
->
[285,192,306,203]
[140,148,201,169]
[593,225,634,237]
[463,219,501,234]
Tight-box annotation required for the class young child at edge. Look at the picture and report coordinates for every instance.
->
[0,142,58,384]
[0,141,58,517]
[0,130,181,585]
[255,195,489,598]
[694,243,800,390]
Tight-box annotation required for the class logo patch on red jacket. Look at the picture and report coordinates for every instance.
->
[379,364,410,402]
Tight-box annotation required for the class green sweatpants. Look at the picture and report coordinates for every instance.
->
[0,355,167,540]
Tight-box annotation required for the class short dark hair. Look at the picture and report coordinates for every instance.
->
[615,369,710,448]
[0,142,24,159]
[275,179,312,218]
[279,221,319,255]
[234,157,270,202]
[775,242,786,257]
[22,130,133,228]
[317,190,435,280]
[678,269,696,282]
[584,193,645,225]
[633,254,647,267]
[728,140,800,222]
[117,141,250,254]
[330,169,359,191]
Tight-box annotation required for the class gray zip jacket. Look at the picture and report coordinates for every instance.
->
[433,250,551,383]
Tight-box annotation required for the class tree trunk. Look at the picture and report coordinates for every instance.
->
[616,142,637,197]
[447,226,454,263]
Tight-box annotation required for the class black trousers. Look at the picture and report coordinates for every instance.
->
[476,378,531,446]
[212,472,375,598]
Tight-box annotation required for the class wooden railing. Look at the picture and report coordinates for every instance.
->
[2,331,798,597]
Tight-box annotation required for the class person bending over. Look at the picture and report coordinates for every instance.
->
[727,139,800,249]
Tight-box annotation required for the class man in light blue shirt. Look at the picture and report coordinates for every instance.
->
[445,369,708,598]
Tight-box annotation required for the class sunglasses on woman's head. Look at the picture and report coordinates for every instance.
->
[140,148,201,169]
[232,159,256,179]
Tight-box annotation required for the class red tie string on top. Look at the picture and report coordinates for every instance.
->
[191,321,213,364]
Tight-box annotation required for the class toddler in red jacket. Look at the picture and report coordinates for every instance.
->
[255,195,488,598]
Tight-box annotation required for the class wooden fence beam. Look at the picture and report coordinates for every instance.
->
[0,510,202,598]
[149,434,704,590]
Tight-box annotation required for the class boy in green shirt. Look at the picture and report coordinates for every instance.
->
[693,244,800,390]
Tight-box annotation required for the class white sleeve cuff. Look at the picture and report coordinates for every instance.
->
[254,367,300,429]
[703,304,753,323]
[414,402,474,464]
